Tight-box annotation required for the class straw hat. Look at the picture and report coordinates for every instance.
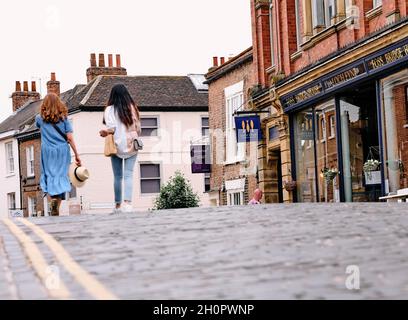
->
[69,164,90,188]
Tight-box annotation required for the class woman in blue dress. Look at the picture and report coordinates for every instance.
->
[35,93,81,216]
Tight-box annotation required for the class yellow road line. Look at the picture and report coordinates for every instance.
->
[18,218,118,300]
[2,218,71,299]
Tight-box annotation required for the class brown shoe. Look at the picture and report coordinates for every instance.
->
[50,199,59,216]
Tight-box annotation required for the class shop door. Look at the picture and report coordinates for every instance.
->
[339,83,382,202]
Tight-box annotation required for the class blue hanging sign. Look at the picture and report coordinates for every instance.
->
[235,116,262,143]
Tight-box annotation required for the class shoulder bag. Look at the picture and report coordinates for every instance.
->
[104,133,117,157]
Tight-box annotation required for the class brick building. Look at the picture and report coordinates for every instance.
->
[205,48,265,206]
[245,0,408,202]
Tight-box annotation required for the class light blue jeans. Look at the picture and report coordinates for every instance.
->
[110,155,137,204]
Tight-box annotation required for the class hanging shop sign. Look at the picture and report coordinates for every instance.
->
[280,38,408,112]
[234,116,262,143]
[191,144,211,174]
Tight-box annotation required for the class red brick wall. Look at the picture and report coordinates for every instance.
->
[252,0,408,80]
[208,58,258,205]
[19,138,44,217]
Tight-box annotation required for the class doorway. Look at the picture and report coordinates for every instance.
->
[268,149,284,203]
[339,82,382,202]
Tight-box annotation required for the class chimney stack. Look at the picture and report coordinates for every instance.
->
[90,53,97,67]
[98,53,105,67]
[47,72,60,96]
[11,80,41,112]
[86,52,127,83]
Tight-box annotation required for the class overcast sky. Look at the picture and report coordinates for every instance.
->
[0,0,252,122]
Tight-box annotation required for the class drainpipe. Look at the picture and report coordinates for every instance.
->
[275,0,282,73]
[17,137,23,211]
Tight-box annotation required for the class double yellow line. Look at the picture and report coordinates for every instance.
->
[2,218,118,300]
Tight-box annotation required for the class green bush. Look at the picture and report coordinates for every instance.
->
[154,171,200,210]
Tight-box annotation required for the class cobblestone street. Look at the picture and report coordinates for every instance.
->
[1,203,408,300]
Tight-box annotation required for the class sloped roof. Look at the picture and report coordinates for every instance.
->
[75,75,208,111]
[0,100,41,134]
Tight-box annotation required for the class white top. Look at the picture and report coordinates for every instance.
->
[104,105,141,159]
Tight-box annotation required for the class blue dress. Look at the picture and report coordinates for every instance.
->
[35,115,73,197]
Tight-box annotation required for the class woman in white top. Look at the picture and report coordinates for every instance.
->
[99,84,141,213]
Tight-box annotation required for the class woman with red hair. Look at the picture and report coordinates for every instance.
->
[36,93,81,216]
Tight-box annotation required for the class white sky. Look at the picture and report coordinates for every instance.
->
[0,0,252,122]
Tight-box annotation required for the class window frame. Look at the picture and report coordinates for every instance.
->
[204,172,211,193]
[225,81,245,164]
[227,191,244,206]
[201,116,210,137]
[26,145,35,178]
[373,0,382,9]
[140,116,159,137]
[28,196,37,217]
[139,163,162,195]
[329,114,336,139]
[7,192,16,211]
[5,142,15,175]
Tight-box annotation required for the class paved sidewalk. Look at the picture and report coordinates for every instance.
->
[1,203,408,299]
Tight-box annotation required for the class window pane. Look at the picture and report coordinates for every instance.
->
[380,68,408,194]
[140,128,158,137]
[141,179,160,194]
[294,108,317,202]
[141,118,158,127]
[140,164,160,178]
[201,117,209,127]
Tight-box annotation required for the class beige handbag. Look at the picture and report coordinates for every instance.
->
[104,134,117,157]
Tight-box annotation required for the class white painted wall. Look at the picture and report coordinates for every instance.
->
[0,133,21,218]
[60,111,209,214]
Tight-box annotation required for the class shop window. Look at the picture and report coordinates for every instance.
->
[140,117,159,137]
[380,68,408,195]
[315,103,339,203]
[294,108,317,202]
[140,163,161,194]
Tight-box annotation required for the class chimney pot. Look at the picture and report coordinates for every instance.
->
[90,53,97,67]
[108,54,113,67]
[15,81,21,92]
[98,53,105,67]
[220,57,225,65]
[23,81,29,92]
[213,57,218,67]
[51,72,56,81]
[31,81,37,92]
[116,54,121,68]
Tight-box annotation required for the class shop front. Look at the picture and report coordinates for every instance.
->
[279,37,408,202]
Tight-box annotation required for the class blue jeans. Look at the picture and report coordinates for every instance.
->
[110,155,137,204]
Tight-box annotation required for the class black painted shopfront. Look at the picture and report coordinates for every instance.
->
[280,37,408,202]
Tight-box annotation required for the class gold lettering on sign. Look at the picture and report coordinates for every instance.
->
[324,67,362,89]
[368,57,385,70]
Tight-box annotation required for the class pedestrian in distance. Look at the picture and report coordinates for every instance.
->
[99,84,141,214]
[36,93,82,216]
[248,188,263,205]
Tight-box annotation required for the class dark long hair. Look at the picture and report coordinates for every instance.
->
[104,84,140,128]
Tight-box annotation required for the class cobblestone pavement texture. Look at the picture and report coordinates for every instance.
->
[1,203,408,299]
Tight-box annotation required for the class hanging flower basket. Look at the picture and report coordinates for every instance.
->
[363,159,380,173]
[321,168,338,183]
[283,180,297,192]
